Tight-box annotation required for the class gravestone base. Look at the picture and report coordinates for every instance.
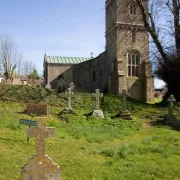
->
[62,107,75,114]
[21,155,60,180]
[163,114,177,125]
[92,110,104,119]
[119,110,132,120]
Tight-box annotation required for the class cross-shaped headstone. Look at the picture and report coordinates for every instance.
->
[27,118,55,156]
[167,94,176,116]
[92,89,103,110]
[90,52,93,58]
[121,89,129,112]
[66,88,74,109]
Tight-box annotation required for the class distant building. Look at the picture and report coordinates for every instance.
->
[154,88,167,99]
[0,76,4,83]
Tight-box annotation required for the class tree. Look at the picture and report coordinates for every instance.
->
[0,36,22,81]
[28,68,40,84]
[134,0,180,100]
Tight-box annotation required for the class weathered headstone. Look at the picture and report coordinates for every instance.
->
[92,89,104,119]
[63,88,74,114]
[163,94,177,124]
[168,94,176,117]
[26,104,48,116]
[21,117,60,180]
[119,89,132,120]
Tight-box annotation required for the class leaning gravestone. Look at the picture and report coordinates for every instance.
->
[26,103,48,116]
[92,89,104,119]
[21,117,60,180]
[119,89,132,120]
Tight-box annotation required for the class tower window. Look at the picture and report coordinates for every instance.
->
[93,70,96,82]
[128,52,140,77]
[132,29,136,42]
[130,2,136,15]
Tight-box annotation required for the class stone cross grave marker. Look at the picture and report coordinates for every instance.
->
[167,94,176,116]
[21,117,60,180]
[122,89,129,112]
[27,118,55,156]
[92,89,103,110]
[66,88,74,109]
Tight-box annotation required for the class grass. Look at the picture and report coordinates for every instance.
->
[0,93,180,179]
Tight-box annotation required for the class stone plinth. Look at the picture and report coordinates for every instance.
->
[21,155,60,180]
[119,110,132,120]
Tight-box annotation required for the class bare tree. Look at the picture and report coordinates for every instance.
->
[0,36,22,81]
[134,0,180,100]
[22,60,35,76]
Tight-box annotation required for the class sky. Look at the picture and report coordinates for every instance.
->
[0,0,165,88]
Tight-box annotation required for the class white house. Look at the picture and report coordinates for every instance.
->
[0,76,4,83]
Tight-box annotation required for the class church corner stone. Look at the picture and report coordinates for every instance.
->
[21,118,60,180]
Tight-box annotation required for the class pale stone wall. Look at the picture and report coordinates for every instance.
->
[46,63,72,89]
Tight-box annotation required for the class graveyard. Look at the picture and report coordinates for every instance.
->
[0,85,180,179]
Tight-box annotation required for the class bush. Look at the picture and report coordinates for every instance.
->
[0,84,66,107]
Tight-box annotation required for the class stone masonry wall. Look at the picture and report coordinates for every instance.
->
[63,51,111,93]
[48,64,72,89]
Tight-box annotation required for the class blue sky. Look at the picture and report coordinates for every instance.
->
[0,0,164,88]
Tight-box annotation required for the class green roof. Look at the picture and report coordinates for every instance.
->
[45,56,92,64]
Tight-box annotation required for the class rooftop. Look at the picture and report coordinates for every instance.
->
[45,55,92,64]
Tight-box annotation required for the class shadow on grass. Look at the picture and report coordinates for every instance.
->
[17,111,26,115]
[148,118,180,131]
[0,137,25,143]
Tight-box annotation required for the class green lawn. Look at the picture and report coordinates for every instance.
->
[0,94,180,180]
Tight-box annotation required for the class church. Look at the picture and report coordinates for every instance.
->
[44,0,154,101]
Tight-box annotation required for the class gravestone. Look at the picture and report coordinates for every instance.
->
[168,95,176,116]
[21,118,60,180]
[163,94,177,124]
[63,88,74,114]
[26,103,48,116]
[92,89,104,119]
[119,89,132,120]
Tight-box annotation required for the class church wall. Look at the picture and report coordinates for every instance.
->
[112,28,148,99]
[48,64,72,89]
[70,51,111,93]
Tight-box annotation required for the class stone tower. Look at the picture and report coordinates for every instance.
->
[106,0,154,101]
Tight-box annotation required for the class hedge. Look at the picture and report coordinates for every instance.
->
[0,84,66,107]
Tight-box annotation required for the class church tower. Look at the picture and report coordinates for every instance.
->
[106,0,154,101]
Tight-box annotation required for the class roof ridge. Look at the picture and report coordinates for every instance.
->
[46,55,91,58]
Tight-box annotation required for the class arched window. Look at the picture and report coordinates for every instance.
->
[128,52,140,77]
[93,70,96,82]
[130,1,136,15]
